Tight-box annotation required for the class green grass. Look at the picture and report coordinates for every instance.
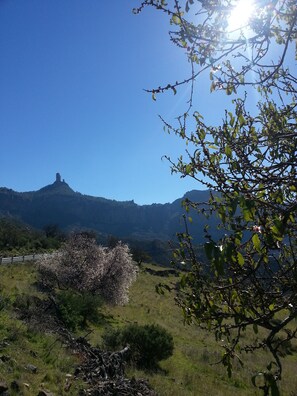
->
[91,269,256,396]
[92,265,297,396]
[0,263,84,395]
[1,262,297,395]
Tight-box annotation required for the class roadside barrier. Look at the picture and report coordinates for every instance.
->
[0,253,49,264]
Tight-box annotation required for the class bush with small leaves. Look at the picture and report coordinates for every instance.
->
[102,323,174,369]
[56,290,102,330]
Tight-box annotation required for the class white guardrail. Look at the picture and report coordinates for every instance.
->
[0,253,50,265]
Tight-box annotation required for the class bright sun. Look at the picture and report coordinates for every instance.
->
[228,0,255,31]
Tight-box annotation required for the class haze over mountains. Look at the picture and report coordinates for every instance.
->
[0,173,217,243]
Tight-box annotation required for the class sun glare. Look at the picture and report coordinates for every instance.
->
[228,0,255,31]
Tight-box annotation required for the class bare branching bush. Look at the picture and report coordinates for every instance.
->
[38,234,138,305]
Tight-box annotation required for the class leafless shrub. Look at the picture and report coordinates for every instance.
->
[38,234,138,305]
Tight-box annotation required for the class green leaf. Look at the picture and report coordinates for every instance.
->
[252,234,261,253]
[237,252,244,266]
[172,15,181,25]
[243,208,253,222]
[271,218,285,237]
[228,112,235,126]
[270,226,283,241]
[185,164,192,175]
[234,232,242,246]
[239,114,246,127]
[198,129,206,140]
[225,145,232,158]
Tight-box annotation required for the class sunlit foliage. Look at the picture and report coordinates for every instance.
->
[135,1,297,393]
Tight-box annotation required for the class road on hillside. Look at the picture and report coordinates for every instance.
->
[0,253,50,265]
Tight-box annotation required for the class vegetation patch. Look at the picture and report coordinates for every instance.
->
[1,260,297,395]
[103,323,174,370]
[56,290,103,330]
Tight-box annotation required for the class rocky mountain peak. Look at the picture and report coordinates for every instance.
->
[36,173,75,196]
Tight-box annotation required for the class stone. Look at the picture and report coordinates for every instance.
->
[26,363,37,373]
[38,390,55,396]
[0,381,8,393]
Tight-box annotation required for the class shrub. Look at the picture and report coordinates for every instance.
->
[102,323,174,369]
[38,234,138,305]
[56,290,102,330]
[0,295,10,311]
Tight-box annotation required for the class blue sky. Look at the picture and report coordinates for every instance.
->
[0,1,285,204]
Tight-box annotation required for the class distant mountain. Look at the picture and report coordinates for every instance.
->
[0,173,220,243]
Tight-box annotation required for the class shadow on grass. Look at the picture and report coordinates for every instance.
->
[93,310,115,327]
[125,360,169,376]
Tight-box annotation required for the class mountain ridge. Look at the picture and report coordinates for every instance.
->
[0,174,217,243]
